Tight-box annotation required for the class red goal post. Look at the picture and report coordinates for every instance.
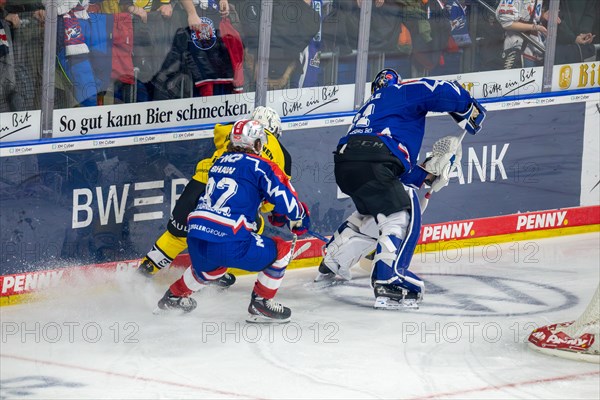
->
[528,285,600,363]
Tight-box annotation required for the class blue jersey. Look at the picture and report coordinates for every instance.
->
[187,152,305,242]
[340,79,473,176]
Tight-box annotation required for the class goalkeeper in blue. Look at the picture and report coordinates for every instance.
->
[156,119,310,323]
[316,69,486,310]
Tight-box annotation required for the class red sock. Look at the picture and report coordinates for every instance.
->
[169,277,193,297]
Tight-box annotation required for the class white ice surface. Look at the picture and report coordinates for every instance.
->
[1,233,599,399]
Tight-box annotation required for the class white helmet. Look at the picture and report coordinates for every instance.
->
[251,106,282,138]
[230,119,267,154]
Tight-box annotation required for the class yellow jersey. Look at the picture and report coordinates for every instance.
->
[192,123,292,184]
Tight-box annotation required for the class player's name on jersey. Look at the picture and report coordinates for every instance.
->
[210,165,236,175]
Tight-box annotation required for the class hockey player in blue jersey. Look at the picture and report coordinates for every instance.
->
[316,68,486,309]
[156,119,310,323]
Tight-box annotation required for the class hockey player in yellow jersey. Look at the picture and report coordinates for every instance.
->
[137,106,291,286]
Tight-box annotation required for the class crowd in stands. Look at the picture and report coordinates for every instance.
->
[1,0,598,111]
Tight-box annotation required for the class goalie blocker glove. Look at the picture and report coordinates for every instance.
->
[449,87,486,135]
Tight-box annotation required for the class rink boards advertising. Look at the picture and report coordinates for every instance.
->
[0,91,599,304]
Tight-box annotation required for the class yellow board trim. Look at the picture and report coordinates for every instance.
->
[415,224,599,254]
[2,225,598,306]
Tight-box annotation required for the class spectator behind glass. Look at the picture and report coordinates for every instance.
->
[555,0,597,64]
[412,0,456,77]
[111,0,181,103]
[150,0,244,99]
[181,0,228,29]
[1,0,19,112]
[4,0,45,111]
[121,0,174,21]
[1,0,45,112]
[4,0,45,25]
[496,0,551,69]
[473,1,505,72]
[230,0,318,90]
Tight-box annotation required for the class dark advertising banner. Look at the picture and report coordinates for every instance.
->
[0,139,215,275]
[288,101,584,226]
[0,102,585,274]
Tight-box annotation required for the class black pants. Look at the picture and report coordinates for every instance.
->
[334,136,410,217]
[167,179,206,237]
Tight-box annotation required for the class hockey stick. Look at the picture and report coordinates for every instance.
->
[289,233,298,257]
[307,229,329,243]
[289,233,312,259]
[293,242,311,259]
[420,130,467,213]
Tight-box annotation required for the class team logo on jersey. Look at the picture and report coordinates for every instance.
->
[191,17,217,50]
[65,26,82,41]
[309,51,321,68]
[0,28,9,48]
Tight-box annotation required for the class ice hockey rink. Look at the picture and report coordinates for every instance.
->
[1,232,599,399]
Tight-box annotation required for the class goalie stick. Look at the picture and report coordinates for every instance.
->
[420,130,467,213]
[307,229,329,243]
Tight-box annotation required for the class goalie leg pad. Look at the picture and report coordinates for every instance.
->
[372,209,409,281]
[321,211,378,280]
[372,189,423,302]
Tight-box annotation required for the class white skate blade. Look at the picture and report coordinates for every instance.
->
[203,280,231,290]
[245,314,290,324]
[314,272,335,282]
[152,306,195,316]
[307,274,348,290]
[373,296,420,310]
[152,306,165,315]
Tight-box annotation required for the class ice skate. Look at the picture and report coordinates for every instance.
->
[246,292,291,324]
[137,257,160,278]
[309,262,350,290]
[373,283,421,310]
[205,272,237,289]
[154,289,197,314]
[313,261,335,282]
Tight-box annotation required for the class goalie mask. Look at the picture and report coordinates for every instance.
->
[230,119,267,155]
[251,106,283,138]
[371,68,400,94]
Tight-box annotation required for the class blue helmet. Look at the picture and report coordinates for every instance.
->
[371,69,400,94]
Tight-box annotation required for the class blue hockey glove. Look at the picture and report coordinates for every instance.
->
[450,97,486,135]
[288,202,310,236]
[268,212,287,228]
